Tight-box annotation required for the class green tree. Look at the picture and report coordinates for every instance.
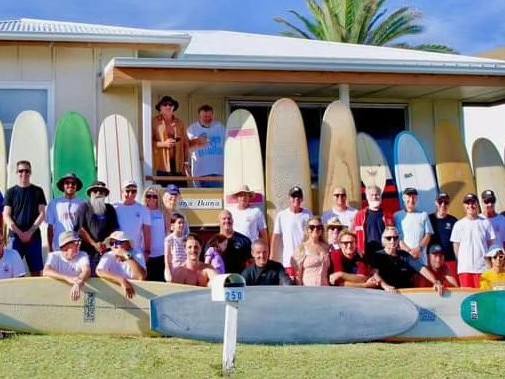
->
[274,0,457,54]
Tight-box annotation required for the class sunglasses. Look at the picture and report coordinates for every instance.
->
[484,199,496,205]
[437,200,450,205]
[307,225,324,231]
[339,240,354,245]
[64,181,77,186]
[333,193,347,197]
[125,189,137,194]
[328,225,343,231]
[384,236,399,241]
[464,201,477,205]
[17,169,31,174]
[492,254,505,259]
[112,240,127,247]
[146,194,158,199]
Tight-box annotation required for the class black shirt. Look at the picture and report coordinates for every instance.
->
[429,213,457,261]
[370,249,424,289]
[241,260,293,285]
[4,185,47,233]
[222,231,252,274]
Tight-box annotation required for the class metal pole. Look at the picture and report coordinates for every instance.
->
[222,301,239,375]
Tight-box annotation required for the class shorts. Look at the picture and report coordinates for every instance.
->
[10,233,43,273]
[458,273,480,288]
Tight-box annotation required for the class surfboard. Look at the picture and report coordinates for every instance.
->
[52,111,96,200]
[435,121,476,219]
[7,110,51,201]
[150,286,419,344]
[357,132,387,191]
[319,101,361,213]
[223,109,264,210]
[387,288,497,341]
[472,138,505,213]
[0,119,6,195]
[97,114,143,204]
[0,277,201,335]
[394,131,437,214]
[266,98,312,237]
[461,290,505,336]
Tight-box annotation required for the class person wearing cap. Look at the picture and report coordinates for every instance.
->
[450,193,495,288]
[46,173,85,252]
[480,245,505,290]
[43,231,90,301]
[74,180,119,274]
[415,244,459,288]
[326,217,346,255]
[152,95,190,186]
[354,185,394,258]
[114,180,152,261]
[96,231,147,298]
[217,210,252,273]
[321,187,358,230]
[228,185,268,244]
[161,184,189,237]
[480,190,505,248]
[393,187,433,265]
[271,186,312,278]
[186,104,225,188]
[428,192,458,278]
[0,233,25,279]
[3,160,47,276]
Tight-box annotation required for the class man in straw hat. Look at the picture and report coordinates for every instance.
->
[228,184,267,243]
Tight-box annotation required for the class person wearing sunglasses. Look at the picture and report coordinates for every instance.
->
[46,173,85,252]
[291,216,329,286]
[480,190,505,248]
[480,245,505,290]
[3,160,47,276]
[369,226,444,295]
[450,193,495,288]
[326,217,346,255]
[142,185,166,281]
[43,231,90,301]
[321,187,358,230]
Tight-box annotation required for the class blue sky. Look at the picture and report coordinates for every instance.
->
[1,0,504,56]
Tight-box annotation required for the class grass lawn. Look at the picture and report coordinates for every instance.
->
[0,334,504,378]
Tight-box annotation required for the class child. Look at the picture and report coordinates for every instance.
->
[164,213,187,269]
[204,233,227,274]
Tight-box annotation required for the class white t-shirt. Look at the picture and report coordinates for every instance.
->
[46,197,85,251]
[164,233,186,267]
[114,202,151,251]
[481,213,505,248]
[96,250,146,279]
[149,209,167,258]
[394,210,434,265]
[321,207,358,230]
[451,216,495,274]
[273,208,312,267]
[230,206,267,242]
[187,120,225,177]
[45,250,90,276]
[0,249,26,279]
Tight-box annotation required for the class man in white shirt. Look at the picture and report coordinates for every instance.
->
[0,234,25,279]
[321,187,358,230]
[187,104,225,188]
[480,189,505,248]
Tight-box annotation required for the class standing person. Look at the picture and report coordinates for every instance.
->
[270,186,312,278]
[218,210,252,274]
[46,173,85,252]
[394,187,433,265]
[152,95,190,186]
[74,181,119,274]
[354,185,394,258]
[480,190,505,248]
[142,185,167,281]
[164,213,187,269]
[292,216,330,286]
[187,104,225,188]
[480,245,505,290]
[161,184,189,237]
[0,234,25,279]
[114,180,151,261]
[321,187,358,230]
[228,185,268,244]
[43,231,91,301]
[451,193,495,288]
[3,160,47,276]
[428,192,458,278]
[415,244,459,288]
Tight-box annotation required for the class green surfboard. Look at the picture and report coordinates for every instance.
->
[460,291,505,336]
[52,112,96,200]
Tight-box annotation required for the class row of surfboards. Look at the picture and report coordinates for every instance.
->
[0,278,503,343]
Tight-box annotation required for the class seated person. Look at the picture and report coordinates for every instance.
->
[96,231,146,298]
[0,234,25,279]
[241,239,293,285]
[165,233,217,287]
[43,231,91,301]
[416,244,458,288]
[480,245,505,290]
[326,217,346,254]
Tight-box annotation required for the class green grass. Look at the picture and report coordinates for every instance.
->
[0,334,504,378]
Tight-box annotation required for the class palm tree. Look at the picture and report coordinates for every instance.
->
[274,0,457,54]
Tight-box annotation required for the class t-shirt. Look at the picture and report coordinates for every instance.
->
[365,209,385,255]
[44,250,90,276]
[241,261,293,285]
[149,209,166,258]
[114,202,151,251]
[204,247,225,274]
[0,249,26,279]
[96,250,146,279]
[164,233,186,267]
[369,249,424,289]
[222,231,252,274]
[321,207,358,230]
[187,120,225,177]
[480,270,505,290]
[4,184,47,232]
[273,208,312,267]
[482,213,505,248]
[329,251,369,277]
[429,213,458,261]
[394,210,433,265]
[229,206,267,242]
[46,197,86,251]
[451,216,495,274]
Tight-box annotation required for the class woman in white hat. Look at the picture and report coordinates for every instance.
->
[480,245,505,290]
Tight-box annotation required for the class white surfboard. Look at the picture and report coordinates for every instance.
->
[357,132,389,191]
[394,131,437,213]
[223,109,264,210]
[97,114,143,204]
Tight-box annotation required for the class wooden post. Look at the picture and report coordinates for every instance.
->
[222,301,239,375]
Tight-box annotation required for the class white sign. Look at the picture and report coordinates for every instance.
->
[177,199,223,210]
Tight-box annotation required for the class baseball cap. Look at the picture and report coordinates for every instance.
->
[463,193,478,203]
[485,245,504,258]
[403,187,418,196]
[289,186,303,198]
[166,184,180,196]
[122,180,137,189]
[428,244,444,255]
[481,190,496,202]
[436,192,450,202]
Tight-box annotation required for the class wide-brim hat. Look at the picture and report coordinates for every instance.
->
[155,96,179,112]
[104,231,135,248]
[230,184,255,197]
[56,173,83,192]
[86,180,110,197]
[58,231,80,249]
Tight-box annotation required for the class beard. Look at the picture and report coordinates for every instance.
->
[368,200,381,210]
[90,195,106,215]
